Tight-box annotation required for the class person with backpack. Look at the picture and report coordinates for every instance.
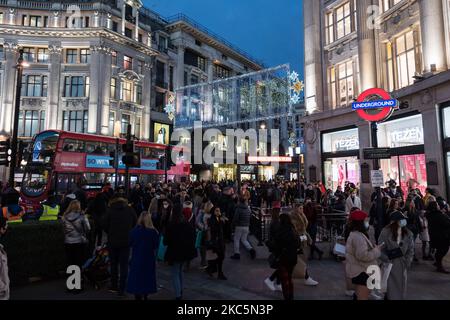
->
[103,195,137,296]
[62,200,91,293]
[127,212,159,300]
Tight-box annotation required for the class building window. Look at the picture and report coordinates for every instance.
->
[80,49,90,63]
[135,84,142,104]
[37,48,48,63]
[156,60,165,88]
[124,55,132,70]
[122,80,133,102]
[159,36,167,52]
[138,33,143,43]
[63,110,88,133]
[381,0,403,12]
[66,49,77,64]
[325,1,356,44]
[169,66,174,91]
[110,78,117,99]
[109,111,115,136]
[184,49,206,71]
[138,60,144,74]
[23,47,35,62]
[28,15,42,27]
[22,75,48,97]
[154,92,165,112]
[213,64,231,79]
[135,117,141,138]
[0,46,4,61]
[387,30,422,90]
[112,21,118,32]
[328,66,337,108]
[18,110,45,137]
[121,114,131,134]
[111,50,117,66]
[64,76,89,97]
[338,60,354,107]
[0,13,4,24]
[125,28,132,38]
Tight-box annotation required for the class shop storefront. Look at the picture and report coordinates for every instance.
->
[322,127,360,191]
[240,165,257,181]
[441,105,450,200]
[377,113,427,196]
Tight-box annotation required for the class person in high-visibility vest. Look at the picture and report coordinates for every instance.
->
[40,195,60,221]
[2,204,25,224]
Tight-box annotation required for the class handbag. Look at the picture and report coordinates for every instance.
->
[157,236,167,261]
[195,230,204,249]
[386,247,403,260]
[333,243,346,256]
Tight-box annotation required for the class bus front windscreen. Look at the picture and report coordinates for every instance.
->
[21,167,50,197]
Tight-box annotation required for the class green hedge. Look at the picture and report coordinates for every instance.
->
[0,218,97,285]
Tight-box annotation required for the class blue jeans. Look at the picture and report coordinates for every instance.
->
[109,247,130,293]
[171,262,184,298]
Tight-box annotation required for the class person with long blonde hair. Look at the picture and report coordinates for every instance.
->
[61,200,90,292]
[127,212,159,300]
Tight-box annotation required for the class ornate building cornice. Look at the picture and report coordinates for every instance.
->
[3,41,18,52]
[90,43,112,55]
[48,44,63,54]
[0,26,159,57]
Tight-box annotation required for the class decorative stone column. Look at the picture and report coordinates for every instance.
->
[89,44,112,135]
[357,0,377,91]
[303,0,324,114]
[47,44,62,130]
[176,45,185,90]
[134,7,140,41]
[0,41,19,135]
[419,0,447,73]
[142,61,152,141]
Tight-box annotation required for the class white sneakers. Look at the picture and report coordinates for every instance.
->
[345,290,355,297]
[304,277,319,286]
[264,278,276,291]
[264,278,283,291]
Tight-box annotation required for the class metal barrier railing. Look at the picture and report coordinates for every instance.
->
[249,205,348,246]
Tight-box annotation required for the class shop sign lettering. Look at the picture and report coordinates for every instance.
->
[390,127,423,144]
[334,136,359,151]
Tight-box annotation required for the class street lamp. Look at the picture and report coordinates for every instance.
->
[260,122,266,130]
[9,49,28,187]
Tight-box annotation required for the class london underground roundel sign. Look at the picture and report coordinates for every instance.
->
[352,88,396,122]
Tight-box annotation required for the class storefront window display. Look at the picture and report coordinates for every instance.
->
[377,114,424,148]
[258,166,275,181]
[324,156,360,191]
[380,154,427,196]
[154,123,170,145]
[322,128,359,153]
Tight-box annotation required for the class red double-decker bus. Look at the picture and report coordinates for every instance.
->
[20,130,189,210]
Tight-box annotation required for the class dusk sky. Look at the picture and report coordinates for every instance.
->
[144,0,304,79]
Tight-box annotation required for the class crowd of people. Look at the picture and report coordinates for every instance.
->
[1,176,450,301]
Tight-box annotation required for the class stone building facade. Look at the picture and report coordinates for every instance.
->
[303,0,450,206]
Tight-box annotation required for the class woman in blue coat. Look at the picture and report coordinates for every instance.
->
[127,212,159,300]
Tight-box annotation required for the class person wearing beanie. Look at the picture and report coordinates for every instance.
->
[378,210,414,300]
[345,210,383,300]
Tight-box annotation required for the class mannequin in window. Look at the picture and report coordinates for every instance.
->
[157,127,166,144]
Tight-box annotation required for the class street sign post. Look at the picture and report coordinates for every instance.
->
[371,170,384,188]
[363,148,391,160]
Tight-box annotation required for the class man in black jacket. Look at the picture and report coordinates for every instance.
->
[102,195,137,296]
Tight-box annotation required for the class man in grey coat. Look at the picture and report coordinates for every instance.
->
[230,197,256,260]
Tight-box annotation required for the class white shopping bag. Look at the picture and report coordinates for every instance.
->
[333,243,346,256]
[380,263,393,294]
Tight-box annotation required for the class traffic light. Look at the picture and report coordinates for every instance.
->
[122,140,134,153]
[122,152,140,167]
[0,139,12,166]
[109,151,116,168]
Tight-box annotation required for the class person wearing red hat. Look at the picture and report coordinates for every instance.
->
[346,210,383,300]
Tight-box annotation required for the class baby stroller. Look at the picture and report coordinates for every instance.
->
[82,245,110,290]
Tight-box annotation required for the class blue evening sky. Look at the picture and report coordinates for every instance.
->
[143,0,304,79]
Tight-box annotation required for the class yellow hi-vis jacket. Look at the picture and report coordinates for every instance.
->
[40,204,60,221]
[2,206,24,224]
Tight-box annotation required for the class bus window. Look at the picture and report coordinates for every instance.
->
[142,147,165,159]
[82,172,106,191]
[22,168,50,197]
[63,139,85,153]
[32,131,59,164]
[86,142,109,155]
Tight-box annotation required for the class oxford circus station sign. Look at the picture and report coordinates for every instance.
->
[352,88,397,122]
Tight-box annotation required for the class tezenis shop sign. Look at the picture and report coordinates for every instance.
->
[353,88,397,122]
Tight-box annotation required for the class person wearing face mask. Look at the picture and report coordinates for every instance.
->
[345,210,383,300]
[378,211,414,300]
[0,216,9,300]
[345,188,362,215]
